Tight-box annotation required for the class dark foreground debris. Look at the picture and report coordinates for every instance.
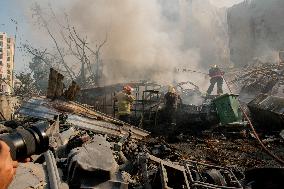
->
[2,67,284,189]
[0,93,282,189]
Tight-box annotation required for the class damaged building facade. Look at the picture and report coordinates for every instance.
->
[228,0,284,66]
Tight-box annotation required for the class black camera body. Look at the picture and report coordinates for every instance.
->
[0,122,49,161]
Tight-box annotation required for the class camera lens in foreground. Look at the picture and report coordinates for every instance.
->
[0,122,49,161]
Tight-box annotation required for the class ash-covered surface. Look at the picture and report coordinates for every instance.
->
[3,63,284,188]
[227,63,284,100]
[3,94,284,189]
[171,135,284,171]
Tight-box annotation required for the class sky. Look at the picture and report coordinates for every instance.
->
[0,0,244,72]
[0,0,30,72]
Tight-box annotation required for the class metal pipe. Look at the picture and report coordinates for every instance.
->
[44,150,65,189]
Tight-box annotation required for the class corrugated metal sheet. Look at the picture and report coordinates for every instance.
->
[16,97,149,139]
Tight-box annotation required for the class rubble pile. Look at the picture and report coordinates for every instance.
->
[228,63,284,99]
[1,68,284,188]
[173,135,284,170]
[0,92,283,189]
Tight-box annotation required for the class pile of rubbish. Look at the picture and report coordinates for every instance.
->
[228,63,284,99]
[0,98,244,189]
[0,94,282,189]
[1,67,284,189]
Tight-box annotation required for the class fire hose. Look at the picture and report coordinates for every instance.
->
[222,76,284,165]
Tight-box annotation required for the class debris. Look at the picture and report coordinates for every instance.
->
[64,81,80,101]
[183,160,243,188]
[9,163,48,189]
[47,68,65,99]
[244,168,284,189]
[16,97,150,139]
[66,136,127,188]
[0,123,11,134]
[280,130,284,140]
[248,94,284,131]
[3,69,284,189]
[229,63,284,98]
[47,68,81,101]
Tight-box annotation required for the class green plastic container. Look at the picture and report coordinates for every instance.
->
[213,94,242,125]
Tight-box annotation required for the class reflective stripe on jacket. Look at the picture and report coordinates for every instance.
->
[114,91,135,115]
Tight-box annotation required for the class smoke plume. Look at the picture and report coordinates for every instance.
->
[69,0,228,88]
[19,0,230,92]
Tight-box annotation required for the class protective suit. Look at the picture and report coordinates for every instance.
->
[206,65,224,95]
[163,86,182,125]
[114,85,135,123]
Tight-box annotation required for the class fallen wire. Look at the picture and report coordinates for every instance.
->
[223,76,284,165]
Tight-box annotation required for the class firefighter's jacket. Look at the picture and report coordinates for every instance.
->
[114,91,135,115]
[209,67,224,78]
[164,92,181,110]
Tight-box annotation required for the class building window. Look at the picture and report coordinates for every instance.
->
[0,35,3,40]
[7,70,11,74]
[0,41,2,47]
[7,38,10,43]
[7,64,10,68]
[0,60,2,65]
[7,57,10,62]
[7,44,10,49]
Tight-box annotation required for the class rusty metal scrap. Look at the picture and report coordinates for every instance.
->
[136,152,242,189]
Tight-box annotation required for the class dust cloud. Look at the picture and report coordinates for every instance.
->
[18,0,230,92]
[69,0,228,90]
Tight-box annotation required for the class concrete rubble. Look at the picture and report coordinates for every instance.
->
[0,66,283,189]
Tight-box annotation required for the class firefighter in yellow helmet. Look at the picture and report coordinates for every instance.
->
[114,85,135,123]
[163,85,182,126]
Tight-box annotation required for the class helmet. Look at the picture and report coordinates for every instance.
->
[123,85,133,93]
[168,85,176,93]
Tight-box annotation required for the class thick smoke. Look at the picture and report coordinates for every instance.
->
[69,0,229,89]
[70,0,196,85]
[19,0,230,92]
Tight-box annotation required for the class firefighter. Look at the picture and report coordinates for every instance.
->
[114,85,135,123]
[163,85,182,126]
[206,65,224,95]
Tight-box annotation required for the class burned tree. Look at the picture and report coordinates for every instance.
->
[22,3,107,89]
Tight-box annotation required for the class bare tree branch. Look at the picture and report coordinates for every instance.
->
[32,3,75,80]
